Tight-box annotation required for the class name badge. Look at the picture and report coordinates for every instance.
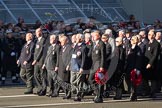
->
[77,51,81,56]
[148,47,150,51]
[72,54,77,58]
[26,50,29,54]
[96,50,99,54]
[36,45,40,49]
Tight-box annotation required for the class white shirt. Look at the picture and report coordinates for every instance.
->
[38,37,42,42]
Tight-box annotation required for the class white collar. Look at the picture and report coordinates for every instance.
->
[95,40,99,45]
[131,44,136,49]
[38,37,42,41]
[27,40,31,44]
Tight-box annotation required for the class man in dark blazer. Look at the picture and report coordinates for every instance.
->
[42,34,59,97]
[70,33,87,101]
[110,37,125,100]
[32,28,47,96]
[56,35,72,99]
[155,31,162,92]
[144,30,160,98]
[89,30,106,103]
[17,33,35,94]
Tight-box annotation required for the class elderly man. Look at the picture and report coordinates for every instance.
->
[32,28,47,96]
[57,35,72,99]
[70,33,87,101]
[104,29,115,57]
[17,33,35,94]
[42,34,59,97]
[144,30,160,98]
[89,30,106,103]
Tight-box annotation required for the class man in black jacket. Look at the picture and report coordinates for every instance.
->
[42,34,59,97]
[89,30,106,103]
[32,28,47,96]
[17,33,35,94]
[144,30,160,98]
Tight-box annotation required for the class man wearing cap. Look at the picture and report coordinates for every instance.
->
[89,30,106,103]
[17,33,35,94]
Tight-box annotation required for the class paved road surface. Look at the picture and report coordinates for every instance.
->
[0,86,162,108]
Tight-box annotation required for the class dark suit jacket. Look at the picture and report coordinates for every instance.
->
[138,42,146,55]
[57,44,72,82]
[34,37,46,66]
[85,41,93,70]
[70,43,86,72]
[125,45,142,73]
[44,44,59,70]
[18,41,35,69]
[115,45,125,74]
[105,42,112,68]
[60,44,72,67]
[91,40,106,71]
[144,39,160,79]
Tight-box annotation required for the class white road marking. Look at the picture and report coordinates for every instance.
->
[0,93,65,98]
[0,94,36,98]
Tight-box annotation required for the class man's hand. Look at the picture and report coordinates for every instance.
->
[42,64,45,69]
[23,61,27,65]
[146,64,151,69]
[66,65,70,71]
[79,68,83,74]
[55,67,58,72]
[16,60,19,65]
[32,60,37,65]
[100,67,104,72]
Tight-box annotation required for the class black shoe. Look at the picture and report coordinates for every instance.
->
[63,95,71,99]
[113,96,122,100]
[24,91,33,94]
[93,98,103,103]
[74,97,81,101]
[130,93,137,101]
[50,94,59,98]
[38,91,46,96]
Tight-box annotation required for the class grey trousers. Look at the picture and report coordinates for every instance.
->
[20,68,34,91]
[47,69,58,95]
[71,71,86,97]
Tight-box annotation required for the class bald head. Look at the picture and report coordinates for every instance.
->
[26,33,33,42]
[35,28,42,38]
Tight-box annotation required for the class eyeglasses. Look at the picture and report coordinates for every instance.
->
[115,41,119,42]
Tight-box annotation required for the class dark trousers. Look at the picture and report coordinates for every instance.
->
[130,82,137,99]
[89,70,104,99]
[47,69,58,95]
[34,64,47,93]
[2,62,17,80]
[20,67,34,91]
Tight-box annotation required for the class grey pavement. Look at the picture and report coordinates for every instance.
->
[0,85,162,108]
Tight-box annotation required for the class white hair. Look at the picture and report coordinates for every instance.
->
[105,29,112,37]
